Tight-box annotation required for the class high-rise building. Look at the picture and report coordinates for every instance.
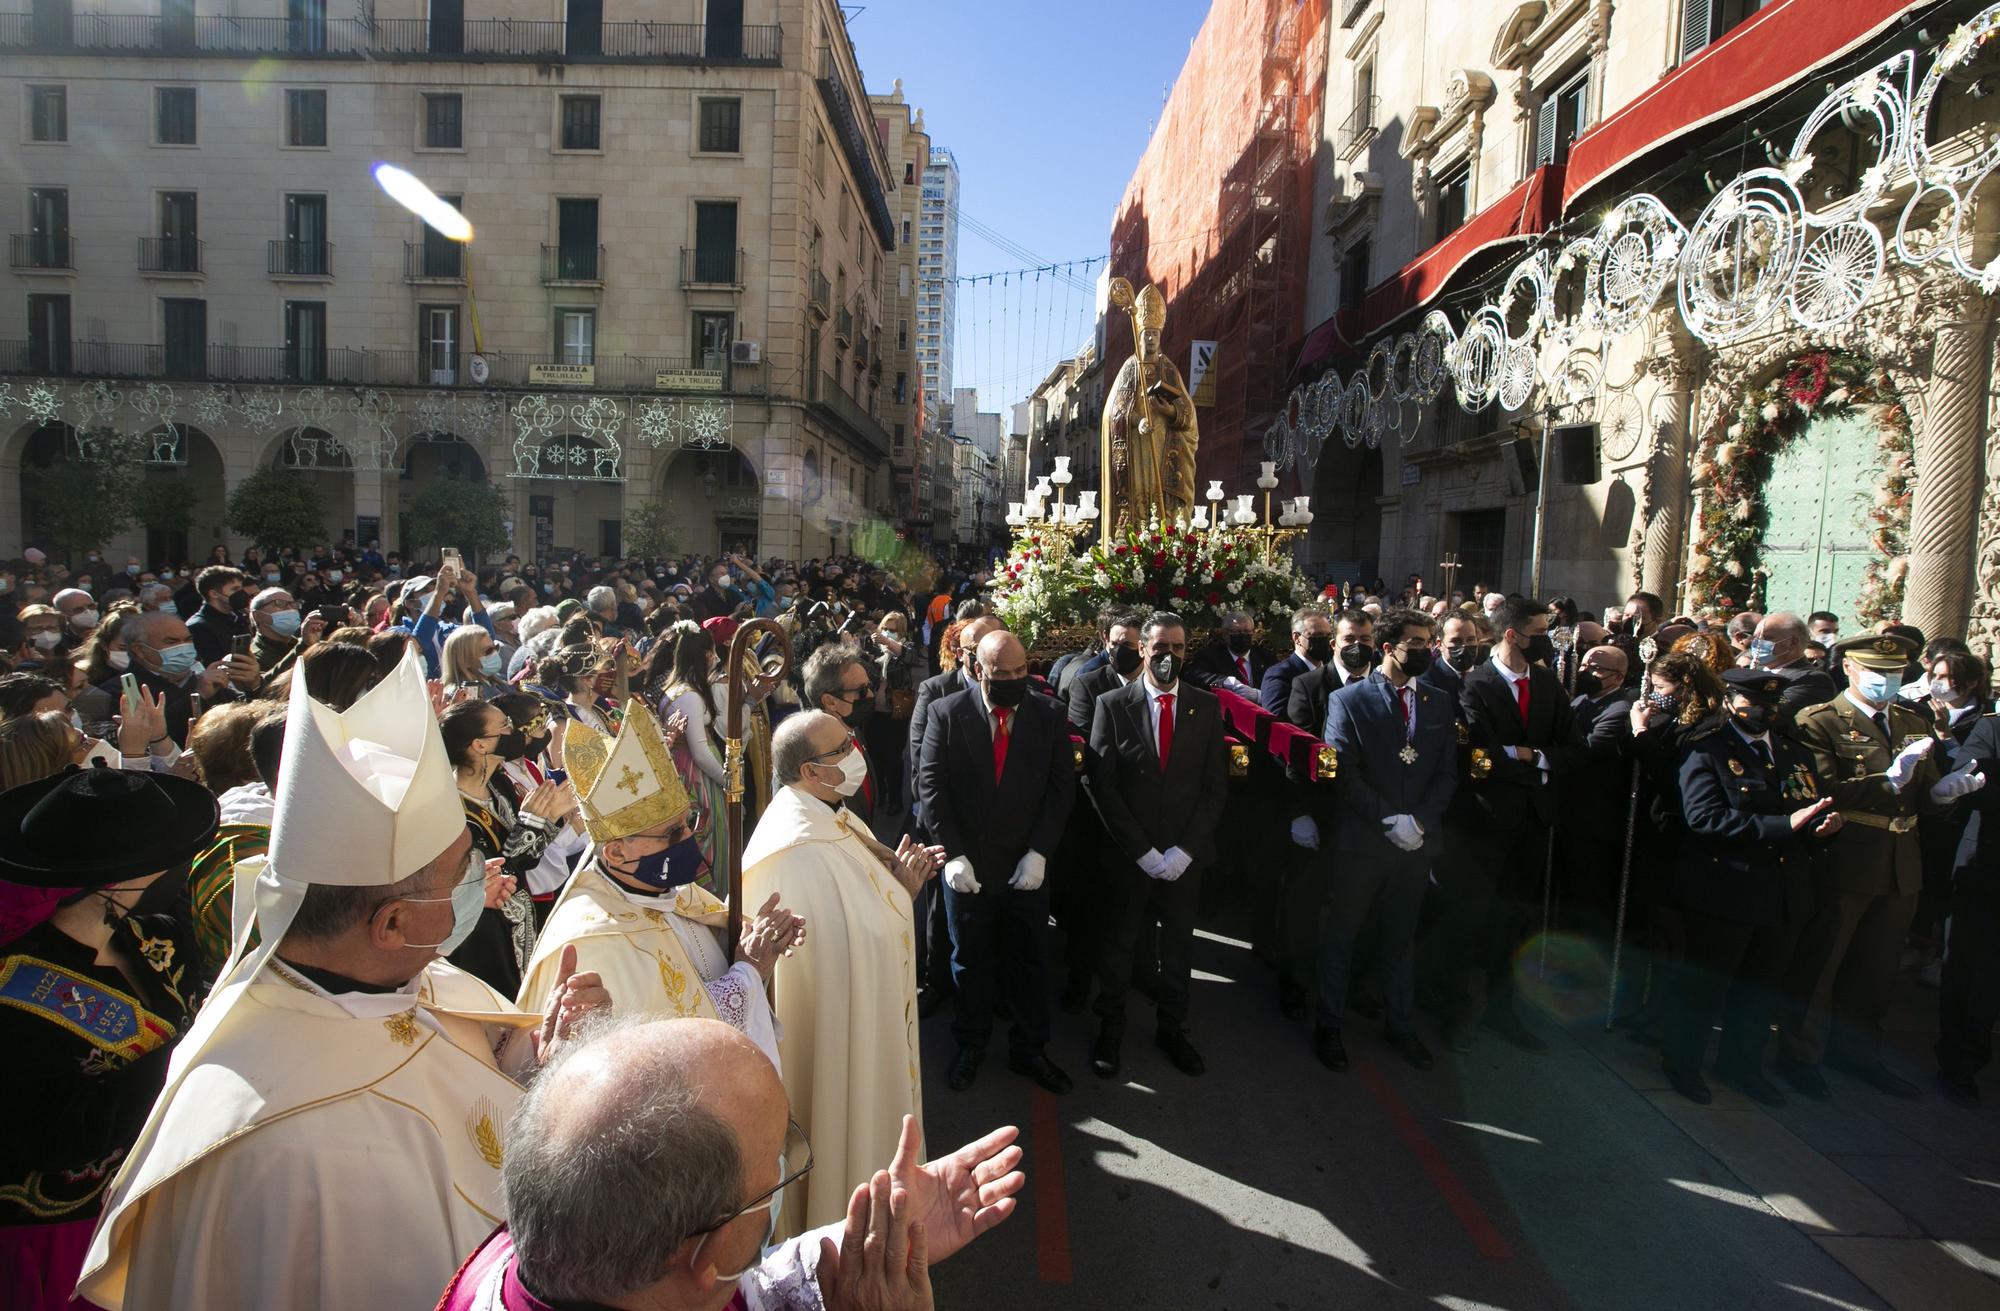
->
[868,81,933,542]
[917,146,960,413]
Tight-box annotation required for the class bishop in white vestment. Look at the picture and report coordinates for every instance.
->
[78,651,610,1311]
[743,711,943,1233]
[518,697,798,1068]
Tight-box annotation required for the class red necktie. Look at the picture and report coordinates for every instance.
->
[1515,675,1531,726]
[1157,693,1175,768]
[991,707,1012,782]
[1237,655,1250,684]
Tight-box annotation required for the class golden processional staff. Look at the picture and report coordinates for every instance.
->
[722,619,790,961]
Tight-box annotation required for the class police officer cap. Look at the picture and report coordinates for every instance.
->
[1832,632,1915,671]
[1721,667,1786,704]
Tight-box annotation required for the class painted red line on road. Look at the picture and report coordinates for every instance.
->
[1030,1086,1074,1284]
[1357,1059,1516,1263]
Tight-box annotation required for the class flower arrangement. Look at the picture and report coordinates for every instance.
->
[991,519,1313,650]
[1685,350,1914,626]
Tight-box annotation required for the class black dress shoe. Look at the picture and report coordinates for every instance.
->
[1829,1057,1920,1098]
[1090,1027,1123,1080]
[1278,979,1307,1022]
[1154,1026,1206,1076]
[1938,1069,1983,1108]
[1008,1050,1074,1094]
[946,1046,984,1092]
[1720,1069,1787,1109]
[1314,1025,1349,1072]
[1480,1006,1550,1055]
[1388,1029,1435,1070]
[1058,978,1091,1015]
[917,987,947,1020]
[1777,1061,1832,1101]
[1666,1065,1713,1105]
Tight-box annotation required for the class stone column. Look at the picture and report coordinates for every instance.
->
[1903,294,1995,639]
[1638,331,1704,607]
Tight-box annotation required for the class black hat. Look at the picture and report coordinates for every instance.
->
[0,767,219,889]
[1721,667,1786,705]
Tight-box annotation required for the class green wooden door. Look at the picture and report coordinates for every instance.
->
[1759,410,1879,631]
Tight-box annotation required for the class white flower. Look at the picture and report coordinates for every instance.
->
[1823,386,1848,406]
[1761,402,1781,421]
[1726,422,1743,440]
[1726,560,1745,577]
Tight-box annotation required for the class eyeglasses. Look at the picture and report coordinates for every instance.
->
[691,1120,814,1238]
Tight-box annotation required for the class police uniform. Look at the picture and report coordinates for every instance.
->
[1661,670,1830,1106]
[1778,634,1945,1098]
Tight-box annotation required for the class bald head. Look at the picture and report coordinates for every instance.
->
[772,708,850,787]
[956,616,1005,671]
[976,630,1026,677]
[1754,612,1807,667]
[532,1018,784,1158]
[1581,641,1628,695]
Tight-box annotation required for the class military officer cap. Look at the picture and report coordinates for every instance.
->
[1832,632,1916,671]
[1721,667,1786,704]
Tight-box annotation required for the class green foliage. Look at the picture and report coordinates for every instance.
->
[24,458,136,557]
[130,472,202,538]
[404,477,511,561]
[623,501,680,559]
[227,466,327,551]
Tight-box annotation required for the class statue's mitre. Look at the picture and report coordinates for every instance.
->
[1136,284,1167,332]
[565,697,692,844]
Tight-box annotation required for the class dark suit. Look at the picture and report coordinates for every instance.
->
[1186,639,1275,695]
[918,686,1076,1057]
[1319,672,1458,1034]
[1088,678,1228,1032]
[1287,662,1366,738]
[1066,661,1127,734]
[1664,723,1825,1079]
[1561,687,1642,934]
[904,666,967,997]
[1767,660,1838,729]
[1058,649,1107,698]
[1272,660,1366,992]
[184,601,245,669]
[1939,713,2000,1080]
[904,668,967,823]
[1059,659,1135,993]
[1418,657,1465,701]
[1260,652,1316,715]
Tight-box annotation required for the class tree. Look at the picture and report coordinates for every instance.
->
[404,477,511,562]
[24,458,136,560]
[623,501,680,559]
[131,472,201,540]
[227,466,327,551]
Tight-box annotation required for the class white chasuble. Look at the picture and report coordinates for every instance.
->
[742,787,919,1235]
[79,961,535,1311]
[516,862,778,1068]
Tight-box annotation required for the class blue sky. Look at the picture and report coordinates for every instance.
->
[846,0,1214,417]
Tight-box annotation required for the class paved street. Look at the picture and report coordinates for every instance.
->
[920,908,2000,1310]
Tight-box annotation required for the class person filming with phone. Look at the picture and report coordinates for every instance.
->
[98,610,257,743]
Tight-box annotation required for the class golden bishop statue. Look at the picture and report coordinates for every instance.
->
[1101,278,1200,539]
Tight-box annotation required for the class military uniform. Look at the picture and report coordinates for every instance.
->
[1779,634,1948,1097]
[1661,671,1832,1105]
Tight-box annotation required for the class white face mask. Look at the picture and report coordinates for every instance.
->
[107,649,131,671]
[30,630,62,651]
[818,746,869,797]
[83,736,122,768]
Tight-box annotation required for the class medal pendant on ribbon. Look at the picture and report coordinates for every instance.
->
[1399,743,1418,765]
[1728,758,1746,776]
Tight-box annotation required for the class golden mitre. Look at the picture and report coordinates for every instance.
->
[563,698,692,844]
[1136,283,1167,333]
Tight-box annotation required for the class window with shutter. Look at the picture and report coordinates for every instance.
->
[1533,95,1558,170]
[1680,0,1713,60]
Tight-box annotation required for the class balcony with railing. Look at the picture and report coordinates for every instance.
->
[680,246,744,289]
[268,239,332,278]
[811,377,891,458]
[404,241,464,283]
[9,234,72,271]
[138,236,203,276]
[815,47,897,248]
[833,306,854,346]
[808,269,831,321]
[1337,95,1380,160]
[542,244,604,286]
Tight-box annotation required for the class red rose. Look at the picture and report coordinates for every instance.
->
[1152,553,1167,569]
[1206,591,1222,605]
[1172,586,1189,600]
[1145,582,1158,596]
[1113,583,1128,592]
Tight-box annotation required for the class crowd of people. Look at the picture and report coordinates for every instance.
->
[0,533,1995,1309]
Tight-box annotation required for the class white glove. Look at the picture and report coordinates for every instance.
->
[1159,847,1193,881]
[1382,814,1424,852]
[1137,848,1169,878]
[1885,736,1935,791]
[1930,758,1987,803]
[1009,850,1047,892]
[941,858,981,895]
[1289,815,1320,850]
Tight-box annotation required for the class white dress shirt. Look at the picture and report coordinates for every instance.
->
[1144,678,1182,751]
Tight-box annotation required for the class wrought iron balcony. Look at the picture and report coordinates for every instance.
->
[9,234,72,271]
[811,377,891,457]
[815,47,896,248]
[404,241,464,283]
[542,244,604,286]
[834,307,854,345]
[808,269,832,320]
[1337,95,1380,159]
[680,246,744,289]
[268,239,333,278]
[139,236,203,275]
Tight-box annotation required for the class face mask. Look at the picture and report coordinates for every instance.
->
[270,609,302,637]
[711,1158,789,1283]
[263,573,281,585]
[158,600,178,617]
[1304,635,1334,663]
[841,693,874,724]
[71,608,99,630]
[1149,651,1182,686]
[30,630,61,651]
[227,591,250,613]
[480,650,506,678]
[1574,670,1604,698]
[1747,639,1775,667]
[327,570,342,583]
[86,554,99,563]
[617,836,705,892]
[1853,668,1901,704]
[1523,633,1557,666]
[1398,647,1434,677]
[985,676,1028,708]
[1933,680,1961,706]
[1732,705,1777,736]
[818,747,869,797]
[1446,643,1486,673]
[1111,645,1143,677]
[107,649,131,672]
[495,729,529,761]
[1226,632,1254,655]
[398,860,486,953]
[1338,642,1374,673]
[0,578,9,593]
[83,736,122,769]
[125,564,140,576]
[1645,689,1681,715]
[157,642,201,678]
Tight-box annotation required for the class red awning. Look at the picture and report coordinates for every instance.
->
[1560,0,1930,209]
[1298,164,1565,369]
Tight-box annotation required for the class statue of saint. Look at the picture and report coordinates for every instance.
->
[1101,279,1200,537]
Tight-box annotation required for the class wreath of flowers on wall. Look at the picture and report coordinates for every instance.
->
[1685,350,1915,626]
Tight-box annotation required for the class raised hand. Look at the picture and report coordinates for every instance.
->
[534,943,611,1065]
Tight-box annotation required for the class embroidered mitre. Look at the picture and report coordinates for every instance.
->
[564,697,692,844]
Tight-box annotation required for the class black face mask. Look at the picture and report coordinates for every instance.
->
[495,729,530,762]
[1338,642,1375,673]
[1445,643,1486,673]
[1523,633,1557,667]
[1574,670,1604,698]
[1149,652,1182,686]
[984,677,1028,709]
[1304,635,1334,663]
[225,591,250,613]
[1645,689,1682,715]
[1111,645,1143,677]
[1398,647,1434,677]
[1732,705,1777,736]
[1226,632,1254,655]
[841,695,874,725]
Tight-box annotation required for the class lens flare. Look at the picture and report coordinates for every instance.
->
[372,163,472,242]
